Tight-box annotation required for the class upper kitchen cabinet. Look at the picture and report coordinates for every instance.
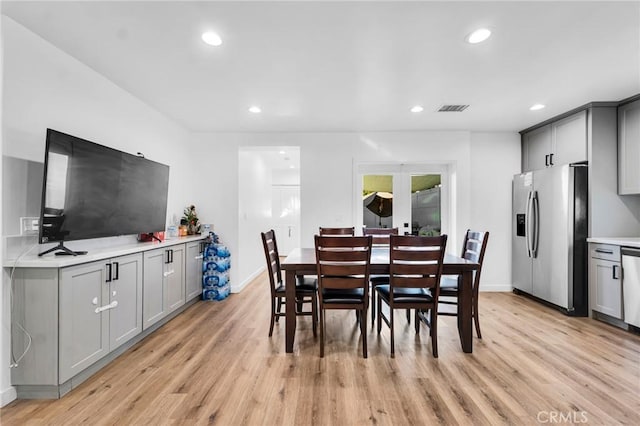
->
[521,110,587,172]
[618,97,640,194]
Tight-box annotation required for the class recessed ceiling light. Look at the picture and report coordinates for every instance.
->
[248,106,262,114]
[530,104,546,111]
[410,105,424,113]
[202,32,222,46]
[289,165,295,169]
[466,28,491,44]
[279,150,285,154]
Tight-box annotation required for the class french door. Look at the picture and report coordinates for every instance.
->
[355,163,450,238]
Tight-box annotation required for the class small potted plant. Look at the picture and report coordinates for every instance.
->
[182,205,201,235]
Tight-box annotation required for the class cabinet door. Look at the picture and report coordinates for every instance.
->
[109,253,143,350]
[143,248,167,330]
[522,125,551,172]
[551,110,587,166]
[618,99,640,194]
[166,244,186,313]
[185,241,204,301]
[590,258,622,319]
[59,261,109,383]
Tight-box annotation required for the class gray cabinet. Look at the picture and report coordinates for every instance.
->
[108,253,143,350]
[589,244,622,319]
[618,99,640,194]
[522,110,587,172]
[522,124,552,172]
[167,244,186,313]
[59,253,142,383]
[186,241,205,301]
[9,236,205,399]
[143,244,186,330]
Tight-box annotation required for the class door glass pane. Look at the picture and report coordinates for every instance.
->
[410,174,441,236]
[362,175,393,228]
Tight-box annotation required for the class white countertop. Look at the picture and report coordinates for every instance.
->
[587,237,640,248]
[3,234,207,269]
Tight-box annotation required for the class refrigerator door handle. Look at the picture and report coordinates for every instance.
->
[531,191,540,258]
[526,191,533,257]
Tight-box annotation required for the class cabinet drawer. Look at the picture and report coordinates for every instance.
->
[590,244,620,262]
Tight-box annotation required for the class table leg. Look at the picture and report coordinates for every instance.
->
[285,269,296,353]
[457,270,473,353]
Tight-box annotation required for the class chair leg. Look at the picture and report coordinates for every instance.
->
[474,296,482,339]
[406,309,411,324]
[430,307,438,358]
[414,309,420,334]
[390,306,395,358]
[312,293,318,338]
[275,297,282,322]
[269,298,276,337]
[371,286,376,327]
[360,309,368,358]
[377,293,383,334]
[320,308,325,358]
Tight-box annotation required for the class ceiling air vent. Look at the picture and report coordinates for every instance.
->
[438,104,469,112]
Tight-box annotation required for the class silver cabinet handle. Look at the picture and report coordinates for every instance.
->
[95,300,118,313]
[163,270,175,277]
[595,248,614,254]
[195,255,204,260]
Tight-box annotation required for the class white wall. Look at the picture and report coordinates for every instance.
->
[470,132,522,290]
[0,16,191,406]
[237,149,275,291]
[190,130,520,293]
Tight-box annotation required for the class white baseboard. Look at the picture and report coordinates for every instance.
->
[479,284,513,292]
[0,385,17,407]
[231,266,266,293]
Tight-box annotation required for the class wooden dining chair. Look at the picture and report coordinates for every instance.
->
[318,227,355,236]
[438,229,489,339]
[362,227,401,326]
[376,234,447,358]
[314,235,372,358]
[261,229,317,337]
[362,227,398,245]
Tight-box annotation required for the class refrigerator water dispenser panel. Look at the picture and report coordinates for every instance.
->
[516,214,526,237]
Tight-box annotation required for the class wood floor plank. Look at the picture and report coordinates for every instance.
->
[2,276,640,425]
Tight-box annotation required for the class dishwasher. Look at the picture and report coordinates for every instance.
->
[621,247,640,328]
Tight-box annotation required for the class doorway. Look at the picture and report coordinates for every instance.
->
[238,147,301,264]
[355,163,451,239]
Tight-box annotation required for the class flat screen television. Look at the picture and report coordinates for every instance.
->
[38,129,170,256]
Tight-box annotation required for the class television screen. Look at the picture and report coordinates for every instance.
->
[39,129,169,244]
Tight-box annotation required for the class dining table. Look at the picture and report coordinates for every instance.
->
[281,246,480,354]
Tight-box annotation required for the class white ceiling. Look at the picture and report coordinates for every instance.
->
[3,1,639,133]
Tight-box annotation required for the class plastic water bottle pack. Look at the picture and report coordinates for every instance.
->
[202,232,231,301]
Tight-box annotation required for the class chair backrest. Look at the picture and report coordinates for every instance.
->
[319,227,355,236]
[261,229,281,296]
[362,227,399,245]
[314,235,372,295]
[389,234,448,299]
[460,229,489,287]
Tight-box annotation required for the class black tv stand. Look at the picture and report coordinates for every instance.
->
[38,242,88,257]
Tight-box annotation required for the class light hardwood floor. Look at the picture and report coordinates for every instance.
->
[1,273,639,425]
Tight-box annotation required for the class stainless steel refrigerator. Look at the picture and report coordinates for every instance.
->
[512,163,588,315]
